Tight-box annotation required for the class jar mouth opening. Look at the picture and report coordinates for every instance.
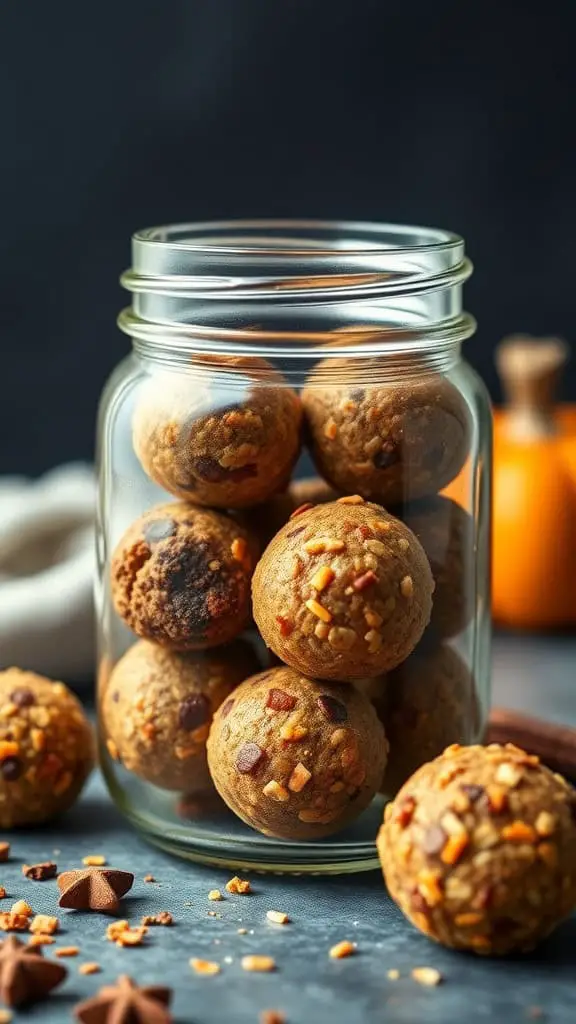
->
[132,219,463,259]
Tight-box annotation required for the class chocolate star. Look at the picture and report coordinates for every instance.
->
[57,868,134,914]
[74,974,172,1023]
[0,935,67,1006]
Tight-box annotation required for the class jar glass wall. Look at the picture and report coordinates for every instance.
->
[96,221,491,873]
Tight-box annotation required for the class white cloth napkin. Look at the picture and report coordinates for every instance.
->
[0,464,95,680]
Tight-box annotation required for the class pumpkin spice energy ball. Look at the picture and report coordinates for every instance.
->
[132,355,302,508]
[207,666,388,839]
[101,639,259,792]
[111,502,256,649]
[0,668,94,827]
[378,742,576,955]
[302,360,470,506]
[252,497,434,681]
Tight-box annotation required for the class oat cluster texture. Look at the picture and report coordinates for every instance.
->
[106,354,479,840]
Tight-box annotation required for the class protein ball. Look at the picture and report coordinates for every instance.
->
[101,640,259,792]
[302,360,470,505]
[111,502,256,649]
[252,498,434,681]
[132,355,302,508]
[377,743,576,955]
[402,496,474,640]
[0,669,94,828]
[207,667,388,839]
[364,644,480,796]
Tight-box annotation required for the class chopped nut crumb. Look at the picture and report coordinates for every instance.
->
[400,575,414,598]
[141,911,173,926]
[226,876,252,895]
[241,955,276,972]
[311,566,335,592]
[325,538,346,553]
[56,946,80,957]
[329,940,356,959]
[412,967,443,987]
[143,874,156,883]
[10,900,32,917]
[279,722,308,741]
[535,811,556,837]
[29,914,59,934]
[494,762,522,787]
[208,889,224,901]
[116,927,147,947]
[0,843,10,863]
[337,495,364,505]
[262,780,290,802]
[266,910,290,925]
[79,962,101,975]
[190,958,221,975]
[82,855,107,866]
[387,969,400,980]
[0,912,30,932]
[288,763,311,793]
[327,626,357,651]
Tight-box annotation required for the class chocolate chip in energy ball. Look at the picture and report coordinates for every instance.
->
[317,695,348,723]
[9,688,35,708]
[178,694,211,731]
[235,743,266,774]
[267,689,297,712]
[0,758,23,782]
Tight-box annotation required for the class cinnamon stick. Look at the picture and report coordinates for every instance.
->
[486,707,576,780]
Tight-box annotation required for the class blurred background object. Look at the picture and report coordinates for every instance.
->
[1,1,576,478]
[492,335,576,629]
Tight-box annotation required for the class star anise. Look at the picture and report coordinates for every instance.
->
[0,935,67,1006]
[57,868,134,914]
[74,974,172,1023]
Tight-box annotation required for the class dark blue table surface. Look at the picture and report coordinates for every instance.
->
[1,634,575,1023]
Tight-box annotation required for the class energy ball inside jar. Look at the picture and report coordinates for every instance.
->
[365,644,479,796]
[132,356,303,508]
[252,497,434,681]
[302,360,470,505]
[101,639,259,792]
[403,496,474,640]
[0,668,94,828]
[207,666,388,839]
[111,502,256,649]
[377,743,576,955]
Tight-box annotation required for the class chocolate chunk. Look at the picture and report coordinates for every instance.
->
[422,825,447,855]
[373,447,400,470]
[178,694,211,731]
[193,457,257,483]
[220,699,235,718]
[161,540,234,638]
[317,695,348,723]
[235,743,265,774]
[266,689,297,712]
[350,388,366,402]
[461,784,485,803]
[23,862,58,881]
[1,757,23,782]
[111,691,120,703]
[143,519,177,545]
[9,688,35,708]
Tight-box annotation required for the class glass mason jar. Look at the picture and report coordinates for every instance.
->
[96,220,491,874]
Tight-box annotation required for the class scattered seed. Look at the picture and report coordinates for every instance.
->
[141,911,173,926]
[0,913,29,932]
[10,901,32,917]
[266,910,290,925]
[27,934,55,947]
[79,963,101,975]
[412,967,443,987]
[329,941,356,959]
[237,928,248,935]
[208,890,223,901]
[226,877,252,895]
[190,958,221,975]
[82,855,107,867]
[56,946,80,958]
[143,874,156,883]
[242,955,276,973]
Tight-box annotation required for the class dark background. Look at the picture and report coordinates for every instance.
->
[1,1,575,476]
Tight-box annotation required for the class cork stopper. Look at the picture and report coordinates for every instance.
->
[496,334,569,440]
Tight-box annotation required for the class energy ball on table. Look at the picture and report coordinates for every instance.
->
[252,497,434,681]
[132,356,302,508]
[302,360,470,505]
[403,496,474,640]
[377,742,576,955]
[207,666,388,839]
[364,644,479,796]
[0,668,94,827]
[101,639,258,792]
[111,502,256,649]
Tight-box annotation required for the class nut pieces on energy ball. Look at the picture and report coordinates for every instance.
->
[378,742,576,955]
[252,497,434,681]
[207,667,388,840]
